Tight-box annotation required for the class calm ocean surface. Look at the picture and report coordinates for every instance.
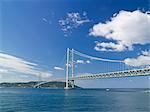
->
[0,88,149,112]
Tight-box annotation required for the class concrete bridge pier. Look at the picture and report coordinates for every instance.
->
[70,80,75,88]
[64,80,75,89]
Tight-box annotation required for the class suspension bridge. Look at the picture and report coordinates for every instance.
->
[34,48,150,89]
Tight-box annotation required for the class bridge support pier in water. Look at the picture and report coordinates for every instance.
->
[70,80,75,88]
[64,80,75,89]
[65,48,75,89]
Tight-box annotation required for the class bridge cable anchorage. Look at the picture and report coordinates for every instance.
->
[73,50,124,63]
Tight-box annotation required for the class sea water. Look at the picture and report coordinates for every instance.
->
[0,88,149,112]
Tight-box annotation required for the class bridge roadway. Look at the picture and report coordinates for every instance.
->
[71,68,150,80]
[34,68,150,88]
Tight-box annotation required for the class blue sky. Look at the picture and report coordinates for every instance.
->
[0,0,149,88]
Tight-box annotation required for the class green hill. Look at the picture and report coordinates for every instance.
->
[0,81,81,89]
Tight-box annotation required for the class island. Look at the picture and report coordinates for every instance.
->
[0,81,81,89]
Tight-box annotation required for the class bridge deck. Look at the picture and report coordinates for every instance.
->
[34,68,150,87]
[71,68,150,80]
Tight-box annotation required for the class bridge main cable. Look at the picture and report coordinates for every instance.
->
[74,49,124,63]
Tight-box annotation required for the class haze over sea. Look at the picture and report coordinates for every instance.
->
[0,88,149,112]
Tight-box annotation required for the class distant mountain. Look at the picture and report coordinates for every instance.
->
[0,81,81,89]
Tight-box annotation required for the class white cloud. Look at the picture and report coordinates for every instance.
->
[59,12,90,36]
[54,66,64,71]
[76,60,85,64]
[94,42,129,52]
[0,53,53,78]
[0,69,9,73]
[86,60,91,64]
[76,60,91,64]
[42,18,48,22]
[42,11,55,24]
[124,51,150,67]
[90,10,150,51]
[42,17,52,24]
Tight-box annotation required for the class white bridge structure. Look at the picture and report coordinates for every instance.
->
[34,48,150,89]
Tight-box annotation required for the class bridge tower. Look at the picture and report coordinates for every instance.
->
[64,48,75,89]
[71,49,75,88]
